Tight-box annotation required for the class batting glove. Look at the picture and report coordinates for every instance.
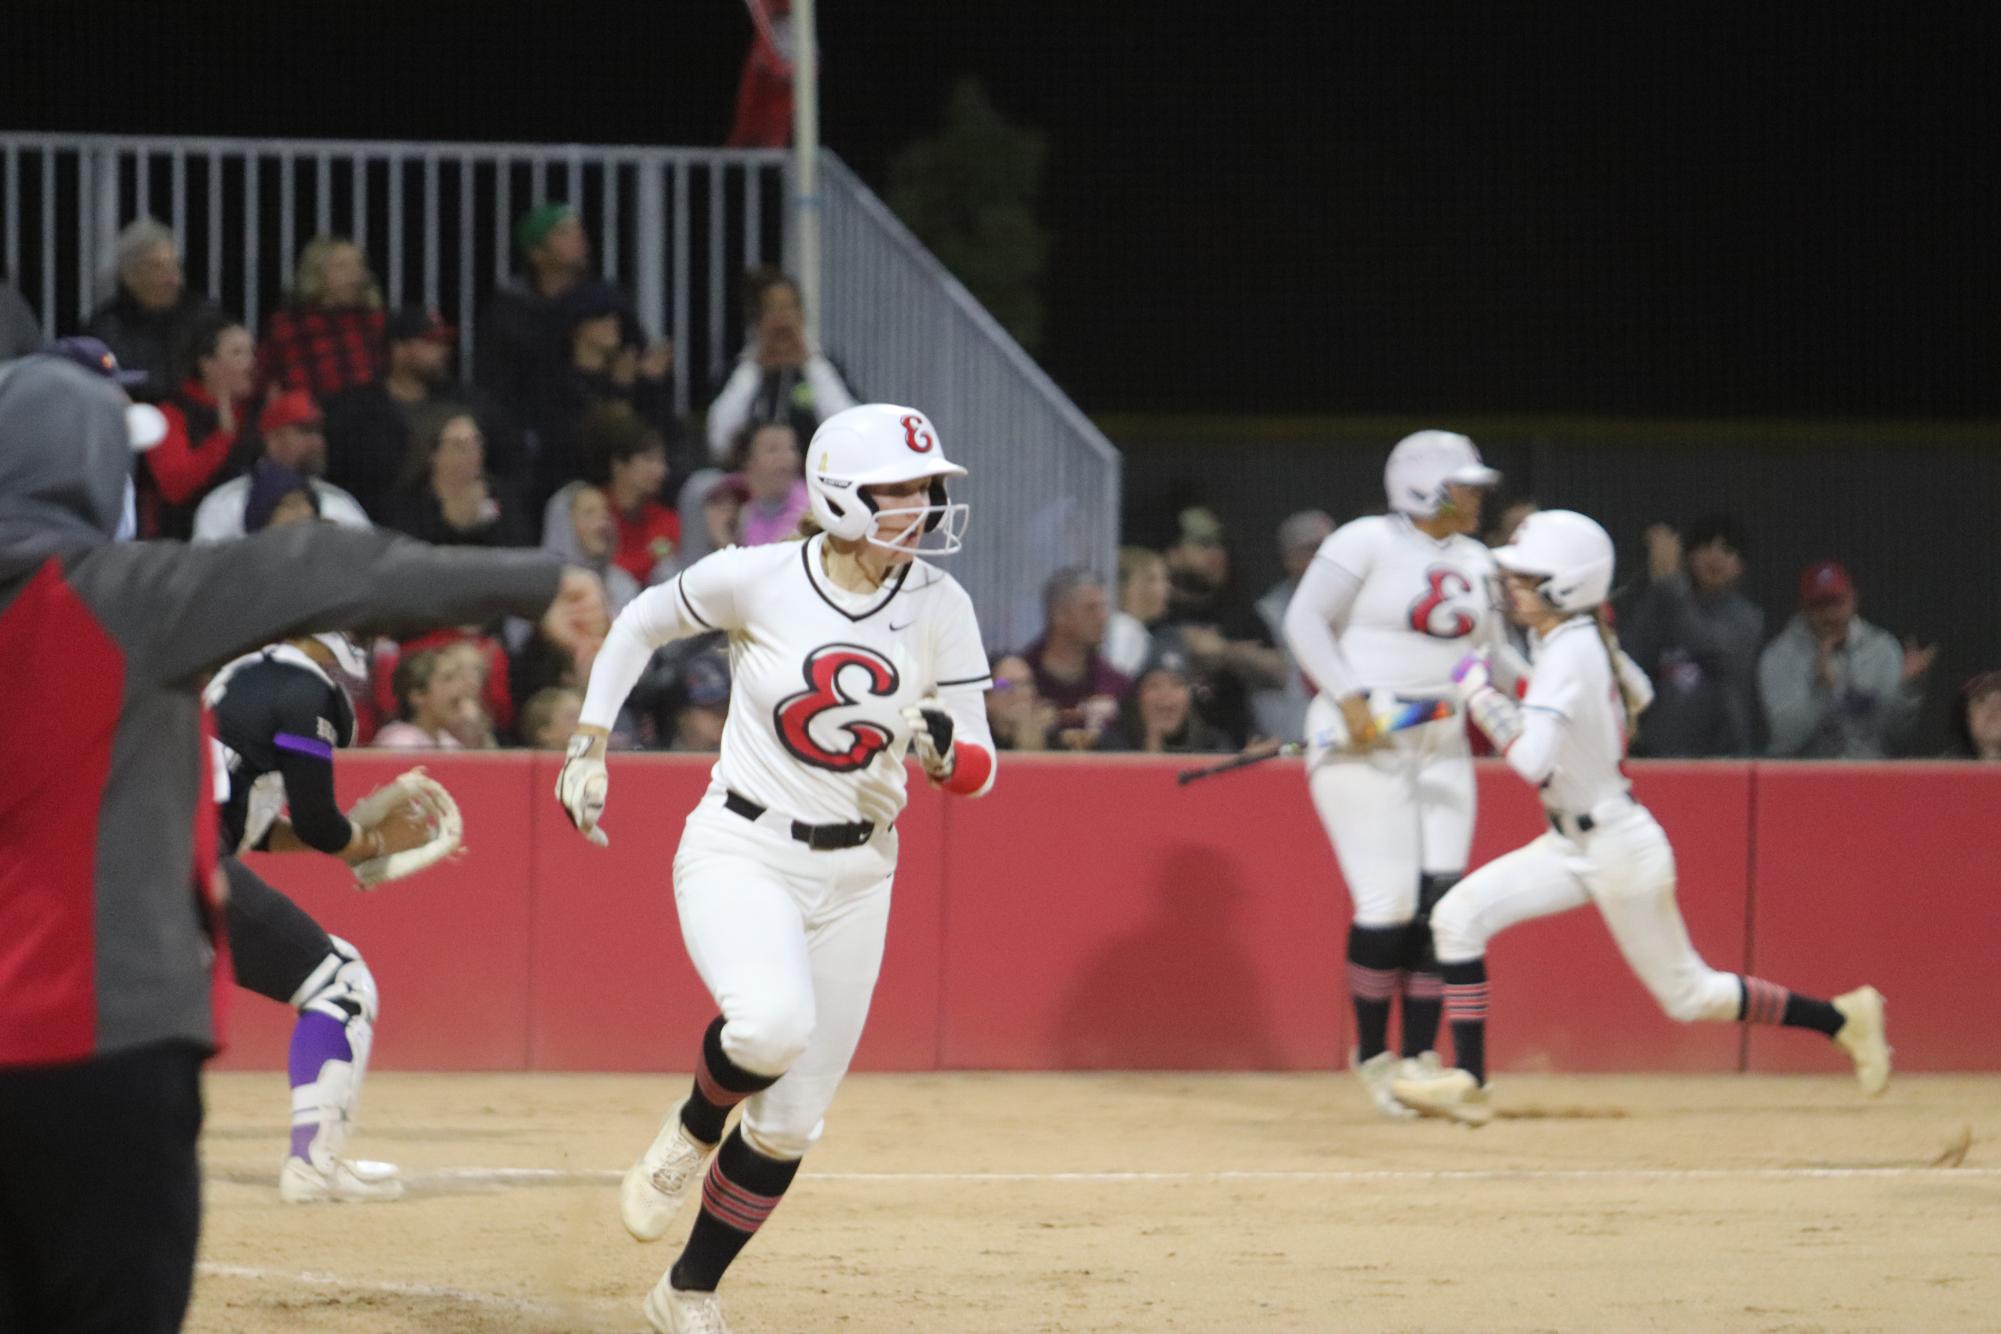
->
[555,732,610,846]
[1450,650,1493,704]
[903,701,956,781]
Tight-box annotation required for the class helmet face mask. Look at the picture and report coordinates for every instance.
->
[807,404,971,557]
[858,485,972,557]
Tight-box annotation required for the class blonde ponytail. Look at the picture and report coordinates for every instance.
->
[1593,606,1646,736]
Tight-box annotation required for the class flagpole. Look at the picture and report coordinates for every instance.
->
[791,0,821,347]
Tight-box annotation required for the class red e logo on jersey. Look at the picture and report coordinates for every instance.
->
[774,644,903,772]
[1407,567,1476,639]
[900,414,935,454]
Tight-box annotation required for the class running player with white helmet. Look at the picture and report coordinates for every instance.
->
[556,403,996,1334]
[1281,430,1526,1117]
[1390,510,1890,1124]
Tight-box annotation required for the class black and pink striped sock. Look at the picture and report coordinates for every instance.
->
[1347,925,1405,1061]
[1401,968,1445,1058]
[669,1127,801,1292]
[1400,914,1445,1057]
[1441,958,1489,1084]
[682,1016,781,1146]
[1737,976,1842,1036]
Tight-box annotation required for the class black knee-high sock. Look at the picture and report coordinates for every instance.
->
[1401,874,1457,1057]
[670,1127,802,1292]
[1736,976,1842,1037]
[1347,925,1404,1061]
[682,1016,781,1146]
[1441,958,1489,1085]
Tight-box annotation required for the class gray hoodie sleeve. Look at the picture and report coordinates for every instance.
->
[75,524,563,686]
[1759,626,1834,757]
[1855,624,1923,751]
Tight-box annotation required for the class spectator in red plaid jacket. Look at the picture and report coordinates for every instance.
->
[256,236,386,400]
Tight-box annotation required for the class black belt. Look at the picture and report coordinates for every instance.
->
[1548,797,1631,838]
[725,790,877,851]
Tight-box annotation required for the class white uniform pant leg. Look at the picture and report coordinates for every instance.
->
[1579,810,1742,1024]
[1428,835,1592,964]
[673,821,819,1081]
[1306,744,1421,927]
[1412,725,1475,878]
[741,864,894,1160]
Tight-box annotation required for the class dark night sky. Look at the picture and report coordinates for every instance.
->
[11,4,1999,416]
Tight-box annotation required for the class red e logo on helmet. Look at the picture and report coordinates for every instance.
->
[900,414,935,454]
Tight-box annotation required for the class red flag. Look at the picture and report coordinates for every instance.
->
[726,0,795,148]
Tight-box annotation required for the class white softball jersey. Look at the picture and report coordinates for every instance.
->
[1507,616,1640,818]
[581,535,996,829]
[1284,513,1519,700]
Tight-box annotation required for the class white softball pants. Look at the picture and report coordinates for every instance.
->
[672,796,896,1160]
[1305,701,1475,926]
[1428,800,1741,1024]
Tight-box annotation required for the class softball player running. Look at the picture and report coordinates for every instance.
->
[557,403,996,1334]
[1390,510,1889,1124]
[1281,431,1524,1117]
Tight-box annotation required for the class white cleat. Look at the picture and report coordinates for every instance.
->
[1354,1050,1418,1120]
[644,1275,731,1334]
[623,1100,715,1242]
[1390,1066,1493,1127]
[1832,985,1891,1096]
[1400,1049,1444,1081]
[278,1155,405,1202]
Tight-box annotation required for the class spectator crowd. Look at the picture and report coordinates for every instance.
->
[3,214,1992,761]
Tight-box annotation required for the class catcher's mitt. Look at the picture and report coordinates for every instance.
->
[346,767,465,890]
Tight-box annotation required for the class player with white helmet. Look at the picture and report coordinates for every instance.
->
[1282,430,1526,1117]
[1389,510,1890,1124]
[556,403,996,1334]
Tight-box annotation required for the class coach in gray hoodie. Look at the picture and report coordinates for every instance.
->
[0,353,581,1332]
[1758,560,1936,759]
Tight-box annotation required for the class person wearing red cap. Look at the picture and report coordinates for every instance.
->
[190,390,372,542]
[1757,559,1939,758]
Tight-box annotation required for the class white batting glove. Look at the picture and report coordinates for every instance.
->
[1450,650,1493,705]
[555,732,610,846]
[902,701,955,781]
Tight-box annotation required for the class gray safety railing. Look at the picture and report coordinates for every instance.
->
[0,132,1118,647]
[0,134,793,415]
[814,154,1120,652]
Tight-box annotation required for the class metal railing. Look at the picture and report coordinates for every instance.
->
[0,132,1118,647]
[814,155,1120,651]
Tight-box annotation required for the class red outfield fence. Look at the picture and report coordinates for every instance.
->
[211,754,2000,1075]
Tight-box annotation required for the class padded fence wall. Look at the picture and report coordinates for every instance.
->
[210,754,1999,1075]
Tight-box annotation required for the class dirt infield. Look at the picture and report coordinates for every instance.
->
[189,1072,2001,1333]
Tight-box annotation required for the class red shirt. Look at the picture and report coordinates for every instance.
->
[612,500,682,584]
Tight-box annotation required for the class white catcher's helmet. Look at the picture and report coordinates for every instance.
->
[1493,509,1615,612]
[805,403,970,555]
[1384,430,1500,518]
